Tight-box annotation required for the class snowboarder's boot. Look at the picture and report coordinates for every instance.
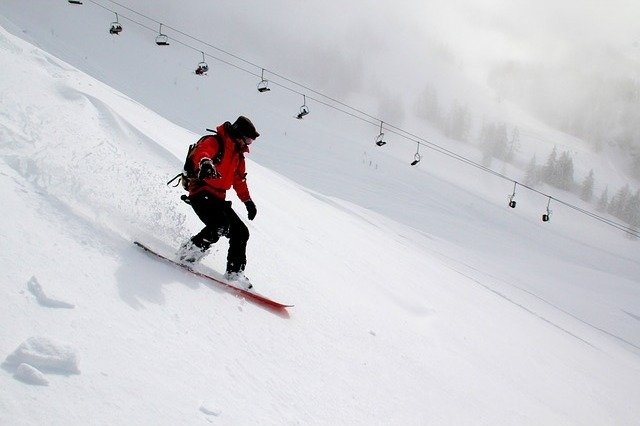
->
[176,239,208,264]
[223,271,253,290]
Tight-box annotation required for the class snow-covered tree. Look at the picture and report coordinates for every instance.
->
[524,154,541,186]
[596,186,609,212]
[556,151,575,190]
[609,184,632,219]
[542,147,574,190]
[628,190,640,228]
[543,146,559,186]
[580,170,595,202]
[479,121,511,166]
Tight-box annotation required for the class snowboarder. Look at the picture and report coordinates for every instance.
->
[177,116,260,289]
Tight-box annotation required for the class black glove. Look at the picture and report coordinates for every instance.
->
[245,200,257,220]
[198,158,219,180]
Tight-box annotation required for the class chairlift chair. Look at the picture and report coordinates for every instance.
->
[155,24,169,46]
[296,105,309,119]
[257,79,270,92]
[508,182,517,208]
[68,0,83,4]
[195,62,209,75]
[109,13,122,35]
[155,34,169,46]
[110,22,123,35]
[410,143,421,165]
[375,121,386,146]
[257,69,271,92]
[195,52,208,75]
[296,95,309,119]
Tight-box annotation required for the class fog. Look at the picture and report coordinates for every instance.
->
[152,0,640,145]
[1,0,638,227]
[4,0,638,148]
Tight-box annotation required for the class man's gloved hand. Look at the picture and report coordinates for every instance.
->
[245,200,257,220]
[198,158,220,180]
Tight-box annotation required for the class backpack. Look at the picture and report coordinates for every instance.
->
[167,130,225,191]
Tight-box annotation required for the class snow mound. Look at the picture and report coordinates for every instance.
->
[199,401,221,417]
[27,276,75,309]
[14,363,49,386]
[4,336,80,374]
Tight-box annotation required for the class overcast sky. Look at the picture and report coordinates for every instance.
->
[5,0,636,141]
[167,0,640,82]
[132,0,638,125]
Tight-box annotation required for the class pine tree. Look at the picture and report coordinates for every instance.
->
[479,121,511,165]
[556,151,575,190]
[507,126,520,162]
[609,184,631,219]
[543,146,559,186]
[542,147,575,190]
[524,154,540,186]
[596,186,609,212]
[628,189,640,227]
[580,170,595,202]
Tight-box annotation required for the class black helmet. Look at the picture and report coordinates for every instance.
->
[232,116,260,139]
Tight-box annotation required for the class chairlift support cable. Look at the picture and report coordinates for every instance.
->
[79,0,640,239]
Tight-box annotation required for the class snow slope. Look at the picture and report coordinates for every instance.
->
[1,10,640,426]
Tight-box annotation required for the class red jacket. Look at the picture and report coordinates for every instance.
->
[187,123,251,202]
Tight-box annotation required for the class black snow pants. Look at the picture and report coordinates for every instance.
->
[188,193,249,273]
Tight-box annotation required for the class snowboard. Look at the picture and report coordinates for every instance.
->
[133,241,293,313]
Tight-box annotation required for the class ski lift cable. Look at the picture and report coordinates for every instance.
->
[90,2,377,122]
[86,0,395,132]
[508,181,639,237]
[91,8,637,239]
[80,0,640,239]
[81,0,630,197]
[86,0,380,122]
[87,10,376,120]
[378,124,638,239]
[90,0,379,122]
[84,2,383,129]
[91,0,264,71]
[87,1,264,78]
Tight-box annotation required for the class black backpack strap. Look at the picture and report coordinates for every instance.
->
[166,173,182,186]
[167,132,226,190]
[191,133,224,164]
